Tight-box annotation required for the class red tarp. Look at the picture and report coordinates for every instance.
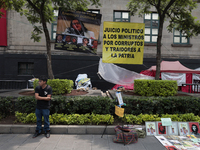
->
[140,61,200,93]
[112,84,134,90]
[148,61,200,73]
[0,9,7,46]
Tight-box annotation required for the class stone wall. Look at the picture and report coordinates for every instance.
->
[2,0,200,59]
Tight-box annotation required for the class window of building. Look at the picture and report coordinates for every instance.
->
[144,13,159,43]
[173,29,189,44]
[18,62,34,75]
[113,11,130,22]
[51,10,58,40]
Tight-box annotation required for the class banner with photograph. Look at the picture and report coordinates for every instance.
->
[102,22,145,64]
[54,8,102,54]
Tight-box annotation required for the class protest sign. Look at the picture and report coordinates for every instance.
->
[102,22,145,64]
[115,105,124,117]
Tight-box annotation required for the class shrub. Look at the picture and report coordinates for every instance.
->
[33,78,74,95]
[15,96,36,114]
[2,95,200,118]
[13,96,116,115]
[134,79,178,96]
[15,112,28,123]
[33,79,39,90]
[0,97,14,117]
[50,96,116,115]
[15,112,200,125]
[47,79,74,95]
[15,112,114,125]
[91,113,114,125]
[124,113,200,125]
[121,96,200,116]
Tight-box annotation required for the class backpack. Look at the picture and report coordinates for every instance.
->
[113,125,138,145]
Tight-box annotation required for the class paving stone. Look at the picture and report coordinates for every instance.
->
[10,125,30,134]
[50,125,68,134]
[0,125,11,134]
[68,125,86,134]
[87,126,105,134]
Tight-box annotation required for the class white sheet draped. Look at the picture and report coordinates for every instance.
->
[98,58,154,85]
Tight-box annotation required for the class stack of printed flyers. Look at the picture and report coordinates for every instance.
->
[145,121,200,150]
[155,135,200,150]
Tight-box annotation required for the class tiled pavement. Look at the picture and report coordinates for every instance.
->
[0,134,165,150]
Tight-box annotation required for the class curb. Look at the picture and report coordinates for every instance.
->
[0,125,116,135]
[0,124,145,135]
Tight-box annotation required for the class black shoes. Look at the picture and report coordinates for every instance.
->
[32,130,41,138]
[33,130,50,138]
[45,130,50,138]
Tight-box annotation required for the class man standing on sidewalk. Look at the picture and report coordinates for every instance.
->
[33,75,52,138]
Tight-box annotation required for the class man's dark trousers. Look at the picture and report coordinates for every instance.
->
[35,108,50,133]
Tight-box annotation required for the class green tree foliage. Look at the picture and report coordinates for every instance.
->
[127,0,200,79]
[0,0,24,17]
[2,0,101,79]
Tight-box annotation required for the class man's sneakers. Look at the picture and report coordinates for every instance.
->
[45,130,50,138]
[32,130,41,138]
[33,130,50,138]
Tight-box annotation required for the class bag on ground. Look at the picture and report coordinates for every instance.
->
[75,74,92,90]
[113,125,138,145]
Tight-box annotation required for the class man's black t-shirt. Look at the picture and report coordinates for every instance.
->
[35,85,52,109]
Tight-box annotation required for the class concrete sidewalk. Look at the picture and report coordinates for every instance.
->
[0,124,166,150]
[0,134,165,150]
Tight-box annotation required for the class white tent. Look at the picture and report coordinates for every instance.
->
[195,67,200,70]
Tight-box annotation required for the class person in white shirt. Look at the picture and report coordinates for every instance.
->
[62,19,95,39]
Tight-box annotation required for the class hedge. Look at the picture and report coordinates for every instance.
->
[15,112,200,125]
[134,79,178,96]
[33,79,74,95]
[1,95,200,117]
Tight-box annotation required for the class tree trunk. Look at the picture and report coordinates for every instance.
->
[41,14,54,79]
[155,17,164,80]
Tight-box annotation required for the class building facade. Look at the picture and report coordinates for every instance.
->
[0,0,200,90]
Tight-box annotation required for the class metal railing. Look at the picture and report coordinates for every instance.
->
[0,80,27,89]
[182,83,199,93]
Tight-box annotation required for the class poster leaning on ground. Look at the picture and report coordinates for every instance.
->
[145,122,157,136]
[188,122,200,135]
[156,122,168,136]
[168,122,179,136]
[54,8,102,54]
[178,122,190,136]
